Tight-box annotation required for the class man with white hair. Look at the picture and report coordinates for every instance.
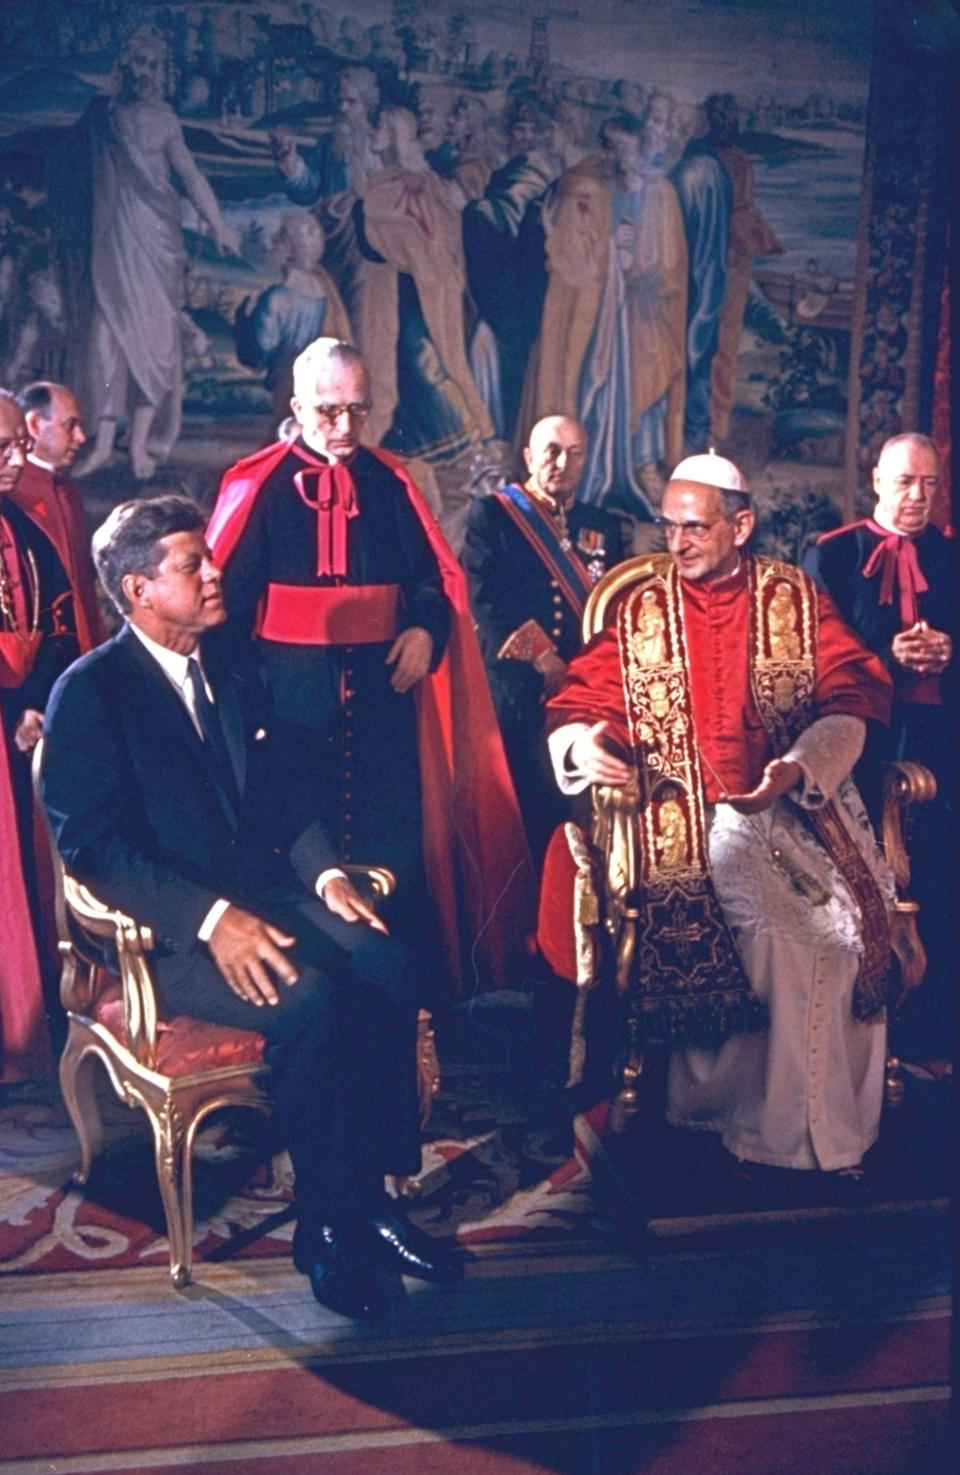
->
[804,432,955,1063]
[542,452,897,1183]
[208,338,533,996]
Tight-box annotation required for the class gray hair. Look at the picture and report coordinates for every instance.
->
[717,487,752,518]
[876,432,939,467]
[291,338,367,399]
[339,66,380,113]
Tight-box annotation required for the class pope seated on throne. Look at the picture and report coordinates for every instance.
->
[536,452,906,1185]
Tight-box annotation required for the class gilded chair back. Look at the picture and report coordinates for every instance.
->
[575,559,936,1117]
[582,555,663,643]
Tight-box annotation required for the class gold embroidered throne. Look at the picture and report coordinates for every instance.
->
[553,556,936,1127]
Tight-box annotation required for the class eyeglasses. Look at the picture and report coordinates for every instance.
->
[653,515,733,542]
[0,434,33,463]
[309,402,372,427]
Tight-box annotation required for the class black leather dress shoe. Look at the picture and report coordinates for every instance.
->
[299,1226,387,1320]
[367,1211,463,1283]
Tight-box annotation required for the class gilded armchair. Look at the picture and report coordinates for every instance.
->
[34,744,439,1287]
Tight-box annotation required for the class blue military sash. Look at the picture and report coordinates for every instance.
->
[494,484,594,618]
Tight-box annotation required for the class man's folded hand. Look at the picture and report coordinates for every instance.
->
[321,875,388,932]
[571,720,633,787]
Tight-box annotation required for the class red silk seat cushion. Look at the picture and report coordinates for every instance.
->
[92,982,267,1075]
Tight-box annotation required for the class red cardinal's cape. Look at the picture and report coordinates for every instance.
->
[0,711,53,1082]
[10,462,105,653]
[209,440,535,994]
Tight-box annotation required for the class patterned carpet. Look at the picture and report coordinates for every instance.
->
[0,1064,952,1474]
[0,1067,605,1277]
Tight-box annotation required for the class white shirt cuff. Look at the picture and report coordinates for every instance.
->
[199,898,231,941]
[316,867,348,899]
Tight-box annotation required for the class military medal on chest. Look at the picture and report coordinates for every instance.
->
[577,526,607,584]
[553,504,572,552]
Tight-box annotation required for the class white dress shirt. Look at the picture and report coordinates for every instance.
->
[128,623,344,941]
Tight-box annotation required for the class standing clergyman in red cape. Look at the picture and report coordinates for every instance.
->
[208,337,534,1001]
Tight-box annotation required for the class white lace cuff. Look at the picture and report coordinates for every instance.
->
[784,714,865,808]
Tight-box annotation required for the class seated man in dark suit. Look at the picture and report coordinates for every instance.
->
[41,495,460,1319]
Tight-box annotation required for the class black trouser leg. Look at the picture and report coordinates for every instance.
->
[156,899,422,1237]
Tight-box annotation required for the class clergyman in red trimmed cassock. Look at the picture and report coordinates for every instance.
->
[1,388,81,1081]
[541,451,897,1181]
[13,381,106,654]
[803,432,955,1066]
[207,337,534,1000]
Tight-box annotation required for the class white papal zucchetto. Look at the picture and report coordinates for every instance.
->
[668,449,748,495]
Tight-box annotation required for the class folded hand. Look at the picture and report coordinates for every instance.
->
[386,626,433,692]
[321,875,388,933]
[572,720,633,787]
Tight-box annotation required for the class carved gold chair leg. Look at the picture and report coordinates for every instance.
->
[415,1008,441,1126]
[59,1038,104,1184]
[389,1008,441,1199]
[146,1096,193,1290]
[145,1087,272,1289]
[610,1049,644,1133]
[881,761,937,1107]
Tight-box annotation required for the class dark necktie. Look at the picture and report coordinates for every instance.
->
[186,657,241,815]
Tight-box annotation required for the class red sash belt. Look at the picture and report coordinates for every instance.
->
[259,582,400,645]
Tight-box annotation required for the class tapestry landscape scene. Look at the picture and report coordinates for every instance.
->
[0,0,878,555]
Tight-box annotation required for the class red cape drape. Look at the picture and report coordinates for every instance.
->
[0,718,53,1082]
[208,440,535,994]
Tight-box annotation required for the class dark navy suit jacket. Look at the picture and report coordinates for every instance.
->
[41,623,337,984]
